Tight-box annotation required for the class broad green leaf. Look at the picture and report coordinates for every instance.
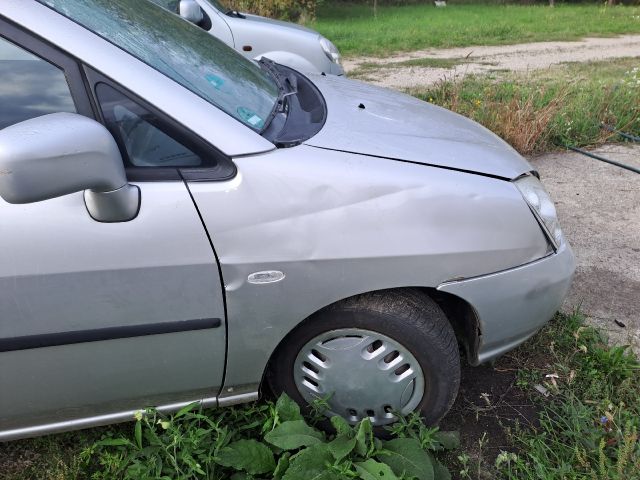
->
[355,459,399,480]
[433,460,452,480]
[174,402,199,419]
[379,438,434,480]
[355,418,373,457]
[374,437,383,452]
[134,421,142,449]
[434,431,460,451]
[282,444,338,480]
[275,393,303,422]
[94,437,134,447]
[265,420,324,450]
[230,473,253,480]
[328,433,357,461]
[216,439,276,475]
[330,415,352,436]
[273,452,291,480]
[181,452,205,475]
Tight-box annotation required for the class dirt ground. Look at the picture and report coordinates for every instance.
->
[440,355,539,479]
[344,35,640,89]
[530,144,640,352]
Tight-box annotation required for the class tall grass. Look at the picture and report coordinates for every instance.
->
[410,59,640,155]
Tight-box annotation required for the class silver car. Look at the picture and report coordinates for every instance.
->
[149,0,345,76]
[0,0,574,442]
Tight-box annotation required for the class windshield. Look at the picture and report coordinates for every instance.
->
[38,0,279,131]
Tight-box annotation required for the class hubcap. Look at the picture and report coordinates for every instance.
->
[293,328,425,425]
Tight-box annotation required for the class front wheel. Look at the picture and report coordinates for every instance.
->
[266,289,461,426]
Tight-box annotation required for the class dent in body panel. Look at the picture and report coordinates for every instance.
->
[188,145,549,388]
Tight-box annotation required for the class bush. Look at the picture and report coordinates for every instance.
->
[229,0,321,21]
[411,59,640,155]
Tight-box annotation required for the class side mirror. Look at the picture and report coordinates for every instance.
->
[0,112,140,222]
[179,0,204,24]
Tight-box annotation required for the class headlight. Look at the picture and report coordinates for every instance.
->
[515,174,563,249]
[319,37,341,65]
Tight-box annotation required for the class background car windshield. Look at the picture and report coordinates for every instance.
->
[38,0,279,131]
[203,0,230,12]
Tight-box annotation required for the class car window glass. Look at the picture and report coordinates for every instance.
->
[146,0,179,14]
[0,36,76,130]
[39,0,278,131]
[96,83,205,168]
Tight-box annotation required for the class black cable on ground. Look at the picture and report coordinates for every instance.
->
[600,123,640,143]
[563,145,640,175]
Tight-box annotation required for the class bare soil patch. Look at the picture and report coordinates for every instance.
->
[530,144,640,353]
[346,35,640,89]
[440,351,542,479]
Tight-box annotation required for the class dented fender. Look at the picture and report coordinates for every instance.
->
[187,145,549,390]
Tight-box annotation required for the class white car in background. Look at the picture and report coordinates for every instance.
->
[151,0,344,75]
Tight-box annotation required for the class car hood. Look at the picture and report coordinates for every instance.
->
[304,74,533,179]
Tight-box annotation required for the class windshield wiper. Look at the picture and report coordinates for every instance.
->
[259,57,297,131]
[225,9,245,18]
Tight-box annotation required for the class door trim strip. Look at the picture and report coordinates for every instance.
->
[0,318,221,353]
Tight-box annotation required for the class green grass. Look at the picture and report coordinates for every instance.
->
[312,4,640,57]
[496,311,640,479]
[409,57,640,154]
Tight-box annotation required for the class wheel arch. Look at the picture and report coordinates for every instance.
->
[260,286,481,393]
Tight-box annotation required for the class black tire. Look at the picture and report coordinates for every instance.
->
[266,288,460,426]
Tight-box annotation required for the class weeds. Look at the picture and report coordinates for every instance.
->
[496,311,640,479]
[411,58,640,155]
[80,394,459,479]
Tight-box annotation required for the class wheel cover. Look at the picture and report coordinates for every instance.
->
[293,328,425,425]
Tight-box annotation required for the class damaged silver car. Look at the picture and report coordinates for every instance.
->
[0,0,574,441]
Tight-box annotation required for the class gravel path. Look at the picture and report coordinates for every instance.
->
[530,145,640,352]
[345,35,640,89]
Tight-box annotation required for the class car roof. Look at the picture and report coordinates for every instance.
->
[0,0,275,157]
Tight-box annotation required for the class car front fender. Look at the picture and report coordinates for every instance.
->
[187,145,550,395]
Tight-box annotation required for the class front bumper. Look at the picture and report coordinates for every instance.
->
[437,242,575,365]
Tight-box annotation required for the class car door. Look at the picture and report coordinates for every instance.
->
[0,24,227,438]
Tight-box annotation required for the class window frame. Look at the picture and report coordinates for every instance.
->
[84,67,237,183]
[0,17,93,122]
[0,16,237,183]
